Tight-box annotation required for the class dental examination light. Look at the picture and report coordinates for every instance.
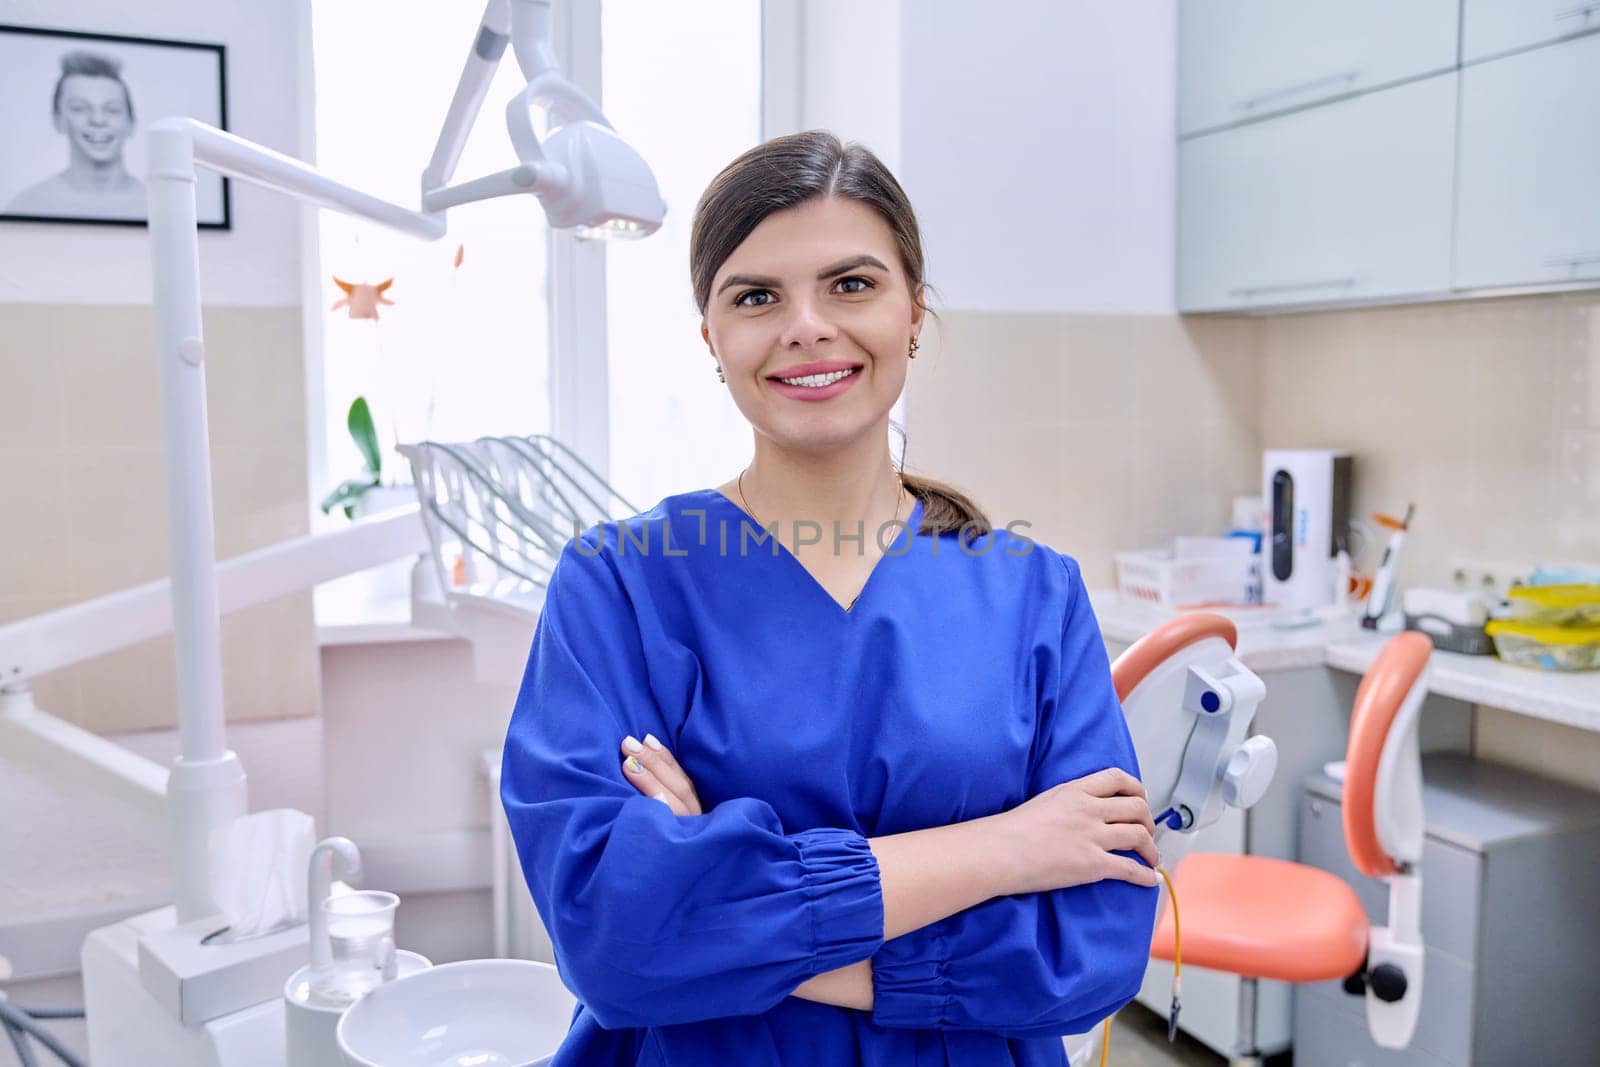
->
[422,0,665,235]
[0,3,661,1064]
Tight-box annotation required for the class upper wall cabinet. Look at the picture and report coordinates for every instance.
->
[1179,0,1459,135]
[1462,0,1600,62]
[1454,34,1600,290]
[1178,74,1457,313]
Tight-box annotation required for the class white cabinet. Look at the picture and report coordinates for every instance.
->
[1462,0,1600,63]
[1178,74,1457,313]
[1454,33,1600,291]
[1179,0,1458,135]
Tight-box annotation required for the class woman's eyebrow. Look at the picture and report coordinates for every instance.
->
[716,254,890,296]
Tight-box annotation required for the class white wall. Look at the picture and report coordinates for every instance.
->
[899,0,1176,314]
[0,0,305,306]
[799,0,903,174]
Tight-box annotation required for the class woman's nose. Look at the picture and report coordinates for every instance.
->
[779,294,836,349]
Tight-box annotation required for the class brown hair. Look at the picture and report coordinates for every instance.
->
[689,130,991,543]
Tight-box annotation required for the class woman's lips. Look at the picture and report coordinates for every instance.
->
[766,365,863,402]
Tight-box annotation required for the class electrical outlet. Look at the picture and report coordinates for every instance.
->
[1448,557,1535,600]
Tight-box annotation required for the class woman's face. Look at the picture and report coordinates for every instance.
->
[702,196,924,453]
[55,75,134,164]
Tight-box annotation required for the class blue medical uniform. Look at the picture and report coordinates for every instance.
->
[500,489,1158,1066]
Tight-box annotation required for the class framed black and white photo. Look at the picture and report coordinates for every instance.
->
[0,24,229,228]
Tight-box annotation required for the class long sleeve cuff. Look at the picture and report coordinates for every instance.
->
[869,925,953,1027]
[794,827,885,971]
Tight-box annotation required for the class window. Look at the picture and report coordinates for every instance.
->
[310,0,552,505]
[600,0,763,510]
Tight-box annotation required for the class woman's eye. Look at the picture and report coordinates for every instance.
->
[734,289,774,308]
[838,276,875,294]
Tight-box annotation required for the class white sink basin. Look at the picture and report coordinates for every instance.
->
[337,958,577,1067]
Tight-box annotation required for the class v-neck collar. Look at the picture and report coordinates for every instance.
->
[694,488,924,619]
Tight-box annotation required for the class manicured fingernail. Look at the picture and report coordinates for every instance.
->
[623,736,644,753]
[643,733,665,751]
[624,756,644,774]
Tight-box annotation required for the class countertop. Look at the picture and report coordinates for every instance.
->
[1088,590,1600,732]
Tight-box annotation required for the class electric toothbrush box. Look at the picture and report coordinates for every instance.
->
[138,914,310,1025]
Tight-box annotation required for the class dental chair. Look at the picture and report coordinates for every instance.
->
[1065,613,1279,1067]
[1144,630,1432,1067]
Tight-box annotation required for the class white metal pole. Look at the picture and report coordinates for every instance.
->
[145,121,247,924]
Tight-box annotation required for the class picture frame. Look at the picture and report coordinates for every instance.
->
[0,23,230,229]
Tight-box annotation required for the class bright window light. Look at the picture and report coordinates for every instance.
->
[311,0,552,494]
[601,0,762,509]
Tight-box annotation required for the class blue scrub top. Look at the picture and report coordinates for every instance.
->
[501,489,1158,1066]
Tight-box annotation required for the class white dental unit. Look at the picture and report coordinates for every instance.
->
[0,1,661,1065]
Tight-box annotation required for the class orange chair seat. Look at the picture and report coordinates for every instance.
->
[1150,853,1368,983]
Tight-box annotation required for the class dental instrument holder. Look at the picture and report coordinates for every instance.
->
[1066,617,1279,1067]
[1155,662,1276,868]
[1155,660,1275,1044]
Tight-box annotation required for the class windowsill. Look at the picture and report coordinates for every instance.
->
[314,557,456,647]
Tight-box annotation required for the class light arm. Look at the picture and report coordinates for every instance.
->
[422,0,513,195]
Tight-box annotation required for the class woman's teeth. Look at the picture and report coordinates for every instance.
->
[775,368,856,387]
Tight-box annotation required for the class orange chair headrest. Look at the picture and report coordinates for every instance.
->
[1342,631,1432,879]
[1112,613,1238,703]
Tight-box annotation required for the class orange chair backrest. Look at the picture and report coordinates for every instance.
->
[1342,631,1433,879]
[1112,613,1238,702]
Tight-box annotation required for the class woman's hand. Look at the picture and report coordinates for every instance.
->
[618,734,703,815]
[995,768,1161,895]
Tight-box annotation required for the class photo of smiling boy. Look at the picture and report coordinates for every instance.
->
[0,24,229,229]
[7,50,144,219]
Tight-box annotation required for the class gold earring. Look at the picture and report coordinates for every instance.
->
[908,337,920,359]
[715,364,726,383]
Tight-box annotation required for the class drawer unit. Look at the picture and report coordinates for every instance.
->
[1294,754,1600,1064]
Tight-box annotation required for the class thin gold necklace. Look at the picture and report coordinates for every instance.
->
[736,467,908,610]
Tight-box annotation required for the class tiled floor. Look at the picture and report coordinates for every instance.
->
[1103,1002,1227,1066]
[1105,1002,1295,1067]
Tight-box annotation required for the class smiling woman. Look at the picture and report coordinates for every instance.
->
[690,135,988,549]
[499,130,1160,1067]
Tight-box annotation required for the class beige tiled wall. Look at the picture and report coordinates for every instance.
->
[0,304,317,733]
[908,292,1598,588]
[907,290,1599,792]
[905,309,1263,586]
[1259,292,1599,588]
[1256,293,1598,793]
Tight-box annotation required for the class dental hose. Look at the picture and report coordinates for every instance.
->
[3,1012,35,1067]
[1098,864,1181,1067]
[0,996,87,1067]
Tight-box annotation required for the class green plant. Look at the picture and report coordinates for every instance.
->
[319,396,382,519]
